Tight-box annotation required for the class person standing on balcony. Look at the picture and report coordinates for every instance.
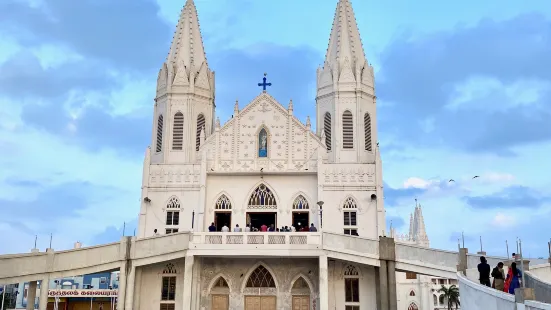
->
[233,224,242,232]
[478,256,491,287]
[309,223,317,232]
[244,224,251,232]
[208,222,216,232]
[221,224,229,232]
[491,262,505,291]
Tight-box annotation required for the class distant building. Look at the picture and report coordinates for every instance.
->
[16,271,119,309]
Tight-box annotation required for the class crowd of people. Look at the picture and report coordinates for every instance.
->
[477,253,523,294]
[208,222,318,233]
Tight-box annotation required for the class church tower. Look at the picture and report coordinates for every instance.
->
[151,0,215,164]
[316,0,377,164]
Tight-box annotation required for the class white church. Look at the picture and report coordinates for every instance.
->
[116,0,456,309]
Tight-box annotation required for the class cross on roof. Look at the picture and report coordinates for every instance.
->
[258,73,272,92]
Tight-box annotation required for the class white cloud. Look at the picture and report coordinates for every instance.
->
[491,212,517,228]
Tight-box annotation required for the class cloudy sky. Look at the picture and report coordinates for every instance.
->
[0,0,550,258]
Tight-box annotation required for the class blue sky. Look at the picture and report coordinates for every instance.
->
[1,0,550,258]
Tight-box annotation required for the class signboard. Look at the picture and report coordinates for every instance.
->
[48,289,118,298]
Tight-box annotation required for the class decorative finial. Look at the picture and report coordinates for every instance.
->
[306,116,311,128]
[234,99,239,113]
[215,117,220,129]
[288,99,294,111]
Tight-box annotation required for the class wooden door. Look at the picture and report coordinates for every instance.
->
[212,294,229,310]
[292,296,309,310]
[244,296,276,310]
[260,296,276,310]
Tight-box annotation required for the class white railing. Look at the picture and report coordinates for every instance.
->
[190,232,322,246]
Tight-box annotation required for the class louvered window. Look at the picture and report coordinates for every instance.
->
[364,113,372,151]
[196,114,205,151]
[324,112,332,150]
[172,112,184,150]
[156,115,164,152]
[342,111,353,149]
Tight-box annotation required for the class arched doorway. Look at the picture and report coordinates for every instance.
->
[291,276,311,310]
[210,277,230,310]
[243,265,277,310]
[408,302,419,310]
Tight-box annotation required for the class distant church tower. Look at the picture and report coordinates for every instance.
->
[151,0,215,164]
[316,0,376,164]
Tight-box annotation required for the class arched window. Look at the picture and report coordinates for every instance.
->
[364,112,372,151]
[258,128,268,157]
[213,277,228,288]
[292,195,309,210]
[196,113,205,151]
[409,290,416,296]
[163,263,177,274]
[433,294,438,306]
[292,277,308,289]
[343,197,358,236]
[344,265,359,306]
[172,112,184,150]
[246,266,275,288]
[167,197,180,209]
[408,302,419,310]
[324,112,332,150]
[248,184,277,209]
[215,195,232,210]
[156,115,164,152]
[342,110,353,149]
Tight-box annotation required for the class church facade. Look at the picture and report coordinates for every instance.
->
[132,0,434,309]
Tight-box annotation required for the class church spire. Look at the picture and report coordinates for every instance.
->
[324,0,367,70]
[167,0,208,69]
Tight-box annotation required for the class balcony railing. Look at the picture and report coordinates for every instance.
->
[190,232,322,247]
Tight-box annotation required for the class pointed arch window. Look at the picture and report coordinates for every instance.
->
[258,128,268,157]
[248,184,277,209]
[166,197,180,229]
[344,265,359,306]
[292,277,308,289]
[409,290,416,296]
[324,112,332,150]
[292,195,309,210]
[343,197,358,235]
[364,112,372,151]
[246,265,275,288]
[342,110,353,149]
[156,115,164,152]
[215,195,232,210]
[196,113,205,151]
[172,112,184,150]
[408,303,419,310]
[213,277,229,288]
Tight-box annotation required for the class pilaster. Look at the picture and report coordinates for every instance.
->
[378,260,389,310]
[319,255,329,310]
[38,276,49,310]
[457,248,468,275]
[182,255,195,310]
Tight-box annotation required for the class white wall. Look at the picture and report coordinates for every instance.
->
[327,259,377,310]
[458,272,516,310]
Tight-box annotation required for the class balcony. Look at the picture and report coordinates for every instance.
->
[188,232,322,256]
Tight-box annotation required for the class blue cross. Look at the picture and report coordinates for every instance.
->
[258,73,272,92]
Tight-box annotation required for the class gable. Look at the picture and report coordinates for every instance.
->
[203,93,325,172]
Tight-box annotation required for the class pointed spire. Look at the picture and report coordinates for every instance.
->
[306,116,311,128]
[215,117,220,129]
[167,0,208,70]
[234,99,239,114]
[324,0,367,69]
[408,213,414,240]
[288,99,294,112]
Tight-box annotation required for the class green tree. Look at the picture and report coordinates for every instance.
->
[438,284,460,310]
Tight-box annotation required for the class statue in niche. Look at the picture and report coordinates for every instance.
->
[258,128,268,157]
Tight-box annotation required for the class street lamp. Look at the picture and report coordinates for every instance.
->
[316,201,324,229]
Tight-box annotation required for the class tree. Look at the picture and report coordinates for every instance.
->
[438,284,460,310]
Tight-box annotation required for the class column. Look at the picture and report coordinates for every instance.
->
[26,281,37,310]
[38,276,50,310]
[117,262,127,310]
[378,260,389,310]
[387,261,397,310]
[182,255,195,310]
[458,248,468,275]
[319,255,329,310]
[124,266,136,310]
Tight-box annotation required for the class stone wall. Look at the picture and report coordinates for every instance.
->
[526,271,551,304]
